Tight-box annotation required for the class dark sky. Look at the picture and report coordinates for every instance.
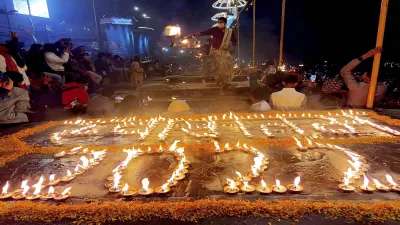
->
[6,0,397,65]
[106,0,399,65]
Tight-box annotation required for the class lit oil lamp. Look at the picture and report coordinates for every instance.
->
[240,182,255,193]
[385,174,400,192]
[67,146,83,155]
[157,145,164,153]
[359,175,376,192]
[174,164,187,181]
[74,164,86,176]
[256,179,272,194]
[305,138,317,149]
[61,170,76,182]
[167,173,178,187]
[108,172,123,192]
[372,179,390,192]
[54,151,66,158]
[235,171,251,182]
[272,179,287,193]
[246,166,260,178]
[26,176,44,200]
[339,168,356,183]
[224,178,239,194]
[41,186,57,200]
[155,183,171,194]
[54,187,72,201]
[181,156,190,168]
[45,174,61,186]
[138,178,154,196]
[12,185,29,200]
[293,137,307,151]
[120,183,136,197]
[338,177,355,192]
[287,176,304,193]
[226,177,241,186]
[213,141,223,152]
[224,143,232,151]
[12,180,28,195]
[0,182,12,200]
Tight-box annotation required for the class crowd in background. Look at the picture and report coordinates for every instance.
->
[0,32,146,124]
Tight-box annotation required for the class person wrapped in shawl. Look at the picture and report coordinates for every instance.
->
[191,17,236,85]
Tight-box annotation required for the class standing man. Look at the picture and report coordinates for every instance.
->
[191,17,237,85]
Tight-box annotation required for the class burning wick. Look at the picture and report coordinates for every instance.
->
[272,179,287,193]
[386,174,400,192]
[155,183,171,194]
[12,184,30,200]
[240,181,255,193]
[359,175,376,192]
[256,179,272,194]
[138,178,153,195]
[305,137,317,149]
[293,137,308,151]
[54,151,66,158]
[372,179,390,192]
[47,174,60,186]
[27,176,44,200]
[235,171,251,182]
[61,170,75,182]
[338,176,355,192]
[120,183,136,197]
[224,178,239,194]
[0,181,12,200]
[54,187,72,201]
[109,172,122,193]
[41,186,56,200]
[287,176,304,193]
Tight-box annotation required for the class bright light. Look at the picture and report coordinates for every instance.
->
[134,6,139,11]
[180,50,184,53]
[13,0,50,18]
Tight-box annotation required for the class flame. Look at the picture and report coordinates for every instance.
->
[243,182,249,188]
[275,179,281,187]
[261,179,267,188]
[251,165,258,176]
[161,183,169,191]
[33,176,44,196]
[20,180,28,189]
[372,179,382,188]
[61,187,72,196]
[48,186,54,195]
[305,137,313,146]
[169,140,180,152]
[22,185,30,196]
[113,172,122,189]
[363,175,369,188]
[80,156,89,169]
[226,178,236,190]
[142,178,150,192]
[235,171,242,178]
[236,141,240,149]
[294,176,301,188]
[168,173,176,184]
[49,174,55,182]
[67,170,72,177]
[386,174,398,187]
[122,183,129,193]
[344,168,354,179]
[214,141,221,152]
[176,147,185,156]
[2,181,9,194]
[292,137,304,148]
[224,143,231,150]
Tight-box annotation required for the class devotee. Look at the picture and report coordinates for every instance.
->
[0,72,30,124]
[340,47,387,108]
[0,43,30,90]
[61,77,89,113]
[87,87,116,117]
[95,52,111,76]
[322,74,344,94]
[190,17,236,85]
[43,43,70,73]
[207,85,249,113]
[249,87,271,112]
[270,75,307,111]
[130,55,144,88]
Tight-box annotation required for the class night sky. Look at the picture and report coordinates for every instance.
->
[15,0,400,65]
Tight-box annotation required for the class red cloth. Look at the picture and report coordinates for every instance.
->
[61,82,88,109]
[199,27,237,49]
[0,46,18,72]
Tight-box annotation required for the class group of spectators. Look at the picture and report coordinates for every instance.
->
[0,32,145,124]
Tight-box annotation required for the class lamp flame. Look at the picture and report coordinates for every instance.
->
[235,171,242,178]
[48,186,54,195]
[61,187,72,196]
[122,183,129,194]
[372,179,382,188]
[227,178,236,190]
[49,174,55,182]
[363,175,369,188]
[169,140,180,152]
[80,156,89,169]
[292,137,303,148]
[161,183,169,191]
[22,185,30,196]
[2,181,9,195]
[21,180,28,189]
[113,172,122,190]
[294,176,301,188]
[386,174,399,187]
[67,170,72,177]
[261,179,267,188]
[214,141,221,152]
[276,179,281,187]
[142,178,150,192]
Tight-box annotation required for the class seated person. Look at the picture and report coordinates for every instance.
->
[322,74,344,94]
[207,85,249,113]
[0,72,30,124]
[61,78,89,113]
[270,75,307,111]
[340,47,387,108]
[249,87,271,112]
[87,87,115,117]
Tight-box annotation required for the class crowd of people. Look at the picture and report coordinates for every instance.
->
[0,32,146,124]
